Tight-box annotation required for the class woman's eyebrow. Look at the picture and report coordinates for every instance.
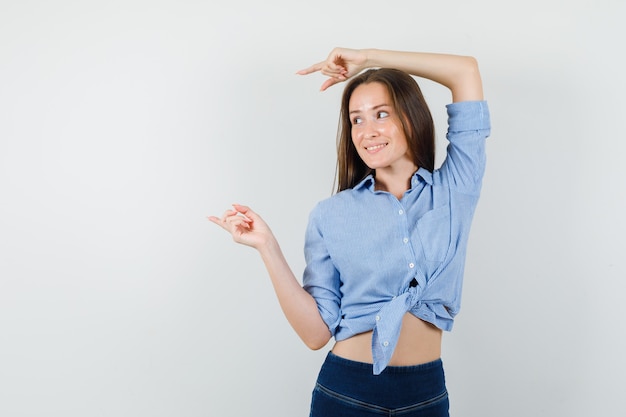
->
[349,103,390,115]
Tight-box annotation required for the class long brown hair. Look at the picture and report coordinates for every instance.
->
[336,68,435,193]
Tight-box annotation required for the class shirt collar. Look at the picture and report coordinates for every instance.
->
[413,167,433,186]
[354,174,375,191]
[354,168,432,192]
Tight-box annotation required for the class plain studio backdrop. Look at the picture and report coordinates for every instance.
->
[1,1,624,416]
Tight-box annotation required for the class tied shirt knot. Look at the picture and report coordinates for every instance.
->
[371,279,422,375]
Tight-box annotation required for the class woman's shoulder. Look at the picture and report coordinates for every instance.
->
[310,188,371,225]
[313,188,357,212]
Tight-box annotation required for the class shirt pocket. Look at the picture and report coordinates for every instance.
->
[416,206,451,263]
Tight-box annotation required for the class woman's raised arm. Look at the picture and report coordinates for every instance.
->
[298,47,483,102]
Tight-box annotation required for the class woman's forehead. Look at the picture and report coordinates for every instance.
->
[349,82,392,112]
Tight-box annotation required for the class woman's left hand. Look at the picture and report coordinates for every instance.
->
[297,47,368,91]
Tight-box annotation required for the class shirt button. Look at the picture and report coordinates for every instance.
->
[403,238,409,244]
[375,315,380,321]
[409,263,415,268]
[398,209,404,215]
[383,341,389,347]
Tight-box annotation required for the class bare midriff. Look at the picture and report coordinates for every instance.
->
[331,313,442,366]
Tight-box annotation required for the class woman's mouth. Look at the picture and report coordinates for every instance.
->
[366,143,387,152]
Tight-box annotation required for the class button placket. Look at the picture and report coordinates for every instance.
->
[395,201,418,278]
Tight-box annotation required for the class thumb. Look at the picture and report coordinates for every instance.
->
[231,203,256,219]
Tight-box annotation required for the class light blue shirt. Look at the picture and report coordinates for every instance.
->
[303,100,491,375]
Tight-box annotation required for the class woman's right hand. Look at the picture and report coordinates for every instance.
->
[297,47,369,91]
[209,205,332,348]
[208,204,275,250]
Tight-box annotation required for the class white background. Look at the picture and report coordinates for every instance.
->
[1,1,624,416]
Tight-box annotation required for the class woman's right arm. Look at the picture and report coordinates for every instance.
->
[209,204,332,350]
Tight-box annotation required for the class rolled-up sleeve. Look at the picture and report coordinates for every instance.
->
[440,101,491,194]
[302,205,342,336]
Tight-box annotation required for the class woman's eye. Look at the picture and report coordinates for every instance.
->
[352,117,362,125]
[377,111,389,119]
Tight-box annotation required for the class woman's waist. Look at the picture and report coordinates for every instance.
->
[332,313,442,366]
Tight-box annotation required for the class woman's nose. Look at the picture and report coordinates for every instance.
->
[363,124,378,139]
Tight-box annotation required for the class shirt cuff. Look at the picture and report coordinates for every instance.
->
[446,100,490,132]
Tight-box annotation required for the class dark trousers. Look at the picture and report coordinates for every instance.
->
[310,352,449,417]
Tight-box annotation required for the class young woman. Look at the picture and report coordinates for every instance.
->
[209,47,490,417]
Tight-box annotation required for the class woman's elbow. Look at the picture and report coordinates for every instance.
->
[463,55,479,70]
[452,56,483,102]
[303,330,331,351]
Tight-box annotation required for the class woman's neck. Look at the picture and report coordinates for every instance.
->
[374,165,418,200]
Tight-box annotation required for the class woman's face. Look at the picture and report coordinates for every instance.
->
[349,82,413,172]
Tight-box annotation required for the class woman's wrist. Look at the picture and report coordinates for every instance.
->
[362,48,380,69]
[256,234,281,258]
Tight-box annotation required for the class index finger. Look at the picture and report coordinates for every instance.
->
[296,61,324,76]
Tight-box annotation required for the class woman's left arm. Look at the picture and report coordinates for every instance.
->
[298,47,483,103]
